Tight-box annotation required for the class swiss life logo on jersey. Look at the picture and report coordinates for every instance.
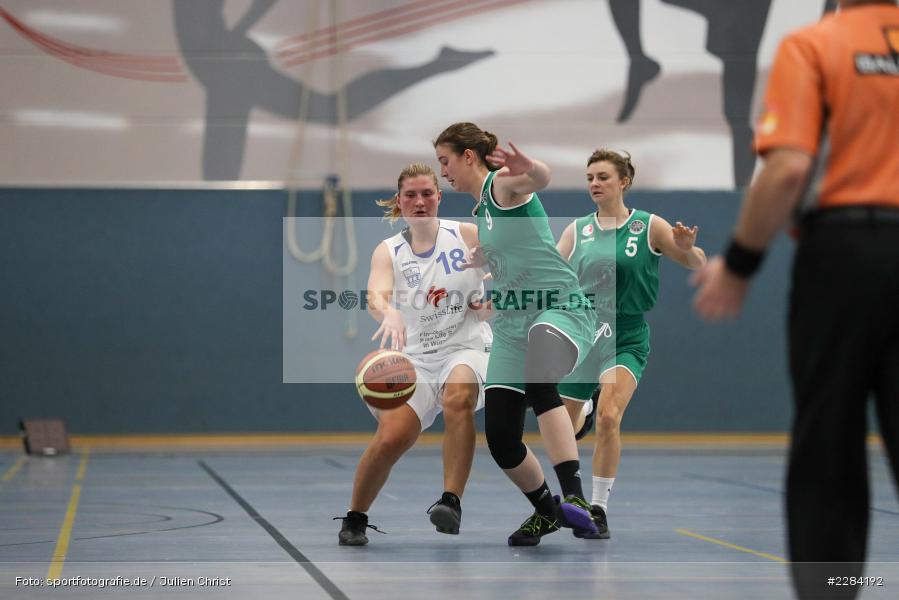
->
[855,27,899,76]
[427,286,448,307]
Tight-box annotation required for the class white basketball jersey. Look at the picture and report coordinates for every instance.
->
[384,219,492,358]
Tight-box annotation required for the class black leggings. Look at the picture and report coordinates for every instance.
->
[485,324,578,469]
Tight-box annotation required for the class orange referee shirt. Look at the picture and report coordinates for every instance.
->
[755,3,899,208]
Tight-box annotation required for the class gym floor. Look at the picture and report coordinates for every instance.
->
[2,437,897,599]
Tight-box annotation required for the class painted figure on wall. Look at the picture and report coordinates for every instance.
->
[608,0,773,188]
[173,0,493,180]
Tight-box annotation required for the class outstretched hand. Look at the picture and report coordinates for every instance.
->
[461,245,488,270]
[691,256,749,321]
[486,141,534,177]
[371,308,407,351]
[672,221,698,251]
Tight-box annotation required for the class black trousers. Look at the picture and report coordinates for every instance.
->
[787,211,899,599]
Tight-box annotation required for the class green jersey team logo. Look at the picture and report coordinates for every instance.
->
[483,246,505,281]
[629,219,646,234]
[585,259,616,291]
[584,259,615,315]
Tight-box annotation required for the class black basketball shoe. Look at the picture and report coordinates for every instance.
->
[427,492,462,535]
[334,511,383,546]
[573,504,610,539]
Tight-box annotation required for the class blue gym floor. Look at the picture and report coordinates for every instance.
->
[2,442,897,599]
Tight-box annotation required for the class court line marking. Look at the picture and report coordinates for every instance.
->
[198,460,349,600]
[682,472,899,517]
[0,432,845,450]
[47,449,90,580]
[1,455,27,482]
[675,528,786,563]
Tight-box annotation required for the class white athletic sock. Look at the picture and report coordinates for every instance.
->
[592,476,615,511]
[581,399,594,418]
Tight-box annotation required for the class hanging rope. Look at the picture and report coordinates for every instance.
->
[284,0,357,277]
[327,0,358,339]
[321,0,356,277]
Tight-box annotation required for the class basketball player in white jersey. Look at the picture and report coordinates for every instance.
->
[336,164,492,546]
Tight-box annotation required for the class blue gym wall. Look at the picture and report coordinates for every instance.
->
[0,189,793,435]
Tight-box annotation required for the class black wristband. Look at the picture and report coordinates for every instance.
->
[724,239,765,278]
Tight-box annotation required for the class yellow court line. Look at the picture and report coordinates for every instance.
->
[75,449,89,481]
[0,432,882,451]
[1,456,27,482]
[47,449,90,580]
[0,432,790,449]
[675,528,786,563]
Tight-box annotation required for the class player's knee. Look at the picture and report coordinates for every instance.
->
[375,425,418,458]
[597,409,622,435]
[486,411,526,467]
[442,383,478,418]
[486,432,526,469]
[484,388,527,469]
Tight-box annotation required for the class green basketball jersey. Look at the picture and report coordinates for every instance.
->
[475,171,586,312]
[568,209,660,318]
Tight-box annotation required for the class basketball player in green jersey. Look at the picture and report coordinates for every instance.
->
[434,122,598,545]
[558,149,706,538]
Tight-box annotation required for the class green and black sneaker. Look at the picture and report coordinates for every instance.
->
[507,511,561,546]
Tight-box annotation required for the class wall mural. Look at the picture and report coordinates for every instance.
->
[1,0,836,188]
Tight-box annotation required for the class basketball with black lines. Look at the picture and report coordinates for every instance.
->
[355,350,416,410]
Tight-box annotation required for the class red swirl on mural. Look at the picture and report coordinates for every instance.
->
[1,1,519,81]
[275,0,527,66]
[0,7,188,82]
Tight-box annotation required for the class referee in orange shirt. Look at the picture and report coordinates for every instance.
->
[693,1,899,598]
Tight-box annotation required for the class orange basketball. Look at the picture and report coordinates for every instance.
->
[355,350,417,410]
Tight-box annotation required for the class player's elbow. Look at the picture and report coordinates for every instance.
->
[534,165,552,189]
